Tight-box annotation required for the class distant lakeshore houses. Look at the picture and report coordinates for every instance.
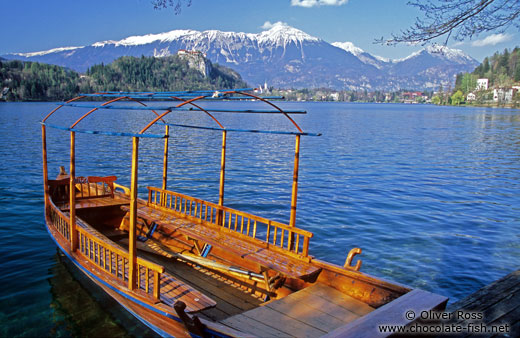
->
[477,78,489,91]
[466,78,520,104]
[493,88,516,103]
[402,91,428,103]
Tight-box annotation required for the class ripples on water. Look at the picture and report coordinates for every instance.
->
[0,102,518,336]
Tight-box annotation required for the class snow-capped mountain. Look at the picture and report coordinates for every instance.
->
[332,42,389,69]
[3,23,479,91]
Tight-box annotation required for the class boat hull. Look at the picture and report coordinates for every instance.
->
[44,218,208,338]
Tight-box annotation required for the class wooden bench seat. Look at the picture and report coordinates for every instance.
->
[120,204,322,281]
[58,195,129,211]
[74,216,216,313]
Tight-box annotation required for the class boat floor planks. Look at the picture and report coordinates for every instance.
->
[113,235,263,321]
[220,283,374,337]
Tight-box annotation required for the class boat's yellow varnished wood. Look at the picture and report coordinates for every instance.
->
[120,203,321,281]
[162,125,169,191]
[147,186,314,260]
[221,283,374,337]
[72,215,217,313]
[69,131,78,252]
[129,136,139,291]
[322,289,448,338]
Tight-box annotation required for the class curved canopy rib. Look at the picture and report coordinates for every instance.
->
[140,95,206,134]
[229,91,303,133]
[170,96,225,129]
[42,95,86,123]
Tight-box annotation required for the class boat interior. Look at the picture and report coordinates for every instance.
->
[48,176,384,336]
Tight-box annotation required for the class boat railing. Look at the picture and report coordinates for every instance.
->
[48,197,164,301]
[48,199,71,241]
[76,225,165,301]
[75,176,116,199]
[147,186,313,259]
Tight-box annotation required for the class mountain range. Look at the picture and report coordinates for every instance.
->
[2,23,479,91]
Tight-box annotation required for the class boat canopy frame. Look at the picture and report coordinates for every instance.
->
[41,88,321,292]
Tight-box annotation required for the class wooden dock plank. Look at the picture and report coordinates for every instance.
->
[447,270,520,312]
[444,269,520,338]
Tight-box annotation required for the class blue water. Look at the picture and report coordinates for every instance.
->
[0,101,518,337]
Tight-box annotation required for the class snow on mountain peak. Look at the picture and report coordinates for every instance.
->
[332,41,389,68]
[258,22,320,45]
[397,44,474,63]
[332,42,364,56]
[14,46,83,57]
[110,29,200,47]
[424,44,473,62]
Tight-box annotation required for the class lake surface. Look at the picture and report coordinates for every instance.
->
[0,101,518,337]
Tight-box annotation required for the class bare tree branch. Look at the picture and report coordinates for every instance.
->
[378,0,520,45]
[151,0,192,14]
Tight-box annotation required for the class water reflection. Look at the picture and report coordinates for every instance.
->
[48,252,158,337]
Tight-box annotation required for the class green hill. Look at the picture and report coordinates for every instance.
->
[0,55,248,101]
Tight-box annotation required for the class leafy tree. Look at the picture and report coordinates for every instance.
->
[451,90,464,105]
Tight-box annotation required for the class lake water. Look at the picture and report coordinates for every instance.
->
[0,101,518,337]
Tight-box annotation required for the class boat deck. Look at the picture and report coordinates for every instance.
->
[123,244,265,321]
[220,283,375,337]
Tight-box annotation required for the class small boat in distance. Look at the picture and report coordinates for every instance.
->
[42,89,447,337]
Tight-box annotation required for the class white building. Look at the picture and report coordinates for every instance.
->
[493,88,515,103]
[466,92,476,101]
[476,78,489,91]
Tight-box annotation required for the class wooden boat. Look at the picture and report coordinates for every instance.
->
[42,89,448,337]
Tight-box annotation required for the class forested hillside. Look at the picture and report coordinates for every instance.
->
[0,55,247,101]
[455,47,520,93]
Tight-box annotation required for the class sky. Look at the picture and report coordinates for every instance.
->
[1,0,519,62]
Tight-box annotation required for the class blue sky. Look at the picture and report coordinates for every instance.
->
[1,0,518,62]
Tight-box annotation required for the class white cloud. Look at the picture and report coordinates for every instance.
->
[471,33,513,47]
[261,21,288,30]
[291,0,348,8]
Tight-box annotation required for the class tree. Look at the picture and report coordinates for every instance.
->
[451,90,464,105]
[151,0,191,13]
[381,0,520,45]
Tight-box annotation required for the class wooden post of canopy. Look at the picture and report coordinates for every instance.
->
[42,124,49,212]
[69,131,78,251]
[218,130,227,225]
[288,134,301,249]
[162,125,169,192]
[128,136,139,290]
